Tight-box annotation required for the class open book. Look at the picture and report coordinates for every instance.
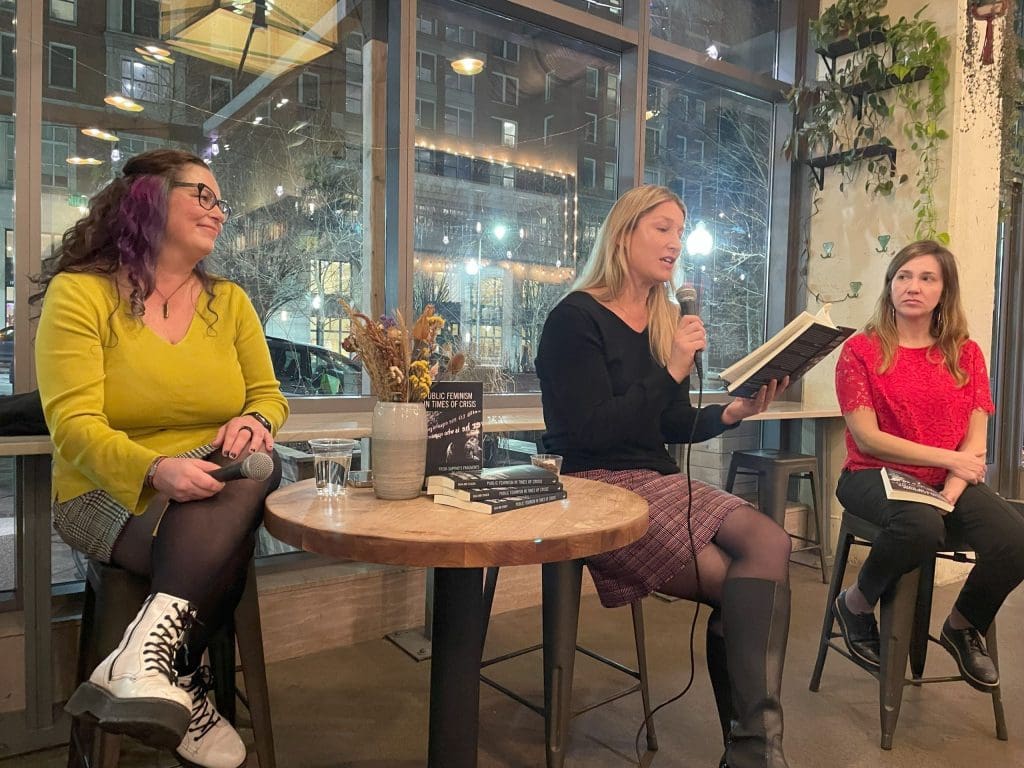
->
[880,467,954,514]
[718,304,855,398]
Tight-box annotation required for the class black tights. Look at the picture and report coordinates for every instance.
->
[110,451,282,671]
[658,504,791,633]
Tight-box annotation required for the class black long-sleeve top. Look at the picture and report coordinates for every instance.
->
[536,291,736,475]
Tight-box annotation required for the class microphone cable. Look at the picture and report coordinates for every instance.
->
[633,356,705,766]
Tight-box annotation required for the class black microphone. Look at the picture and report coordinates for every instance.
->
[675,284,703,380]
[209,452,275,482]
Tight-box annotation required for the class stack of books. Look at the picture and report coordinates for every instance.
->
[426,464,567,514]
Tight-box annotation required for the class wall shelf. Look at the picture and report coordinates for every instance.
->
[807,144,897,191]
[815,27,887,79]
[844,66,932,118]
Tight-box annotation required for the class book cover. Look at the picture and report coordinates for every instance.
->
[880,467,955,513]
[431,488,568,514]
[427,480,564,501]
[719,304,855,399]
[425,381,483,477]
[427,463,559,490]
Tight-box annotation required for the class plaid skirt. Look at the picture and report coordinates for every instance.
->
[52,443,216,563]
[570,468,748,608]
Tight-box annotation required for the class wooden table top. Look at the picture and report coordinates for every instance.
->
[263,475,649,568]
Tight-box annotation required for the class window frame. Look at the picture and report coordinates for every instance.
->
[49,0,77,23]
[47,42,76,90]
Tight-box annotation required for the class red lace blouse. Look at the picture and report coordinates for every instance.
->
[834,333,994,486]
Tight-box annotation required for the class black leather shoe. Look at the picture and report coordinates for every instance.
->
[939,618,999,692]
[833,589,880,670]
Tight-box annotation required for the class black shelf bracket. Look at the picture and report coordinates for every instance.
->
[807,144,897,190]
[844,66,932,118]
[815,28,887,79]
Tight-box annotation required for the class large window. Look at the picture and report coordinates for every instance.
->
[644,69,773,375]
[415,0,620,393]
[120,58,170,102]
[650,0,780,77]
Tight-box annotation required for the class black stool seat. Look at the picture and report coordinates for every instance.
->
[726,449,828,582]
[809,509,1008,749]
[67,559,276,767]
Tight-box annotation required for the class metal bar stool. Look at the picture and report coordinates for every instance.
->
[66,558,276,768]
[809,509,1008,749]
[480,565,658,767]
[725,449,828,582]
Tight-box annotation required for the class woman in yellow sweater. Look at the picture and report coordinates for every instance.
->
[34,149,288,768]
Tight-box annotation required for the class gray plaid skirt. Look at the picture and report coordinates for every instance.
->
[52,443,215,563]
[569,468,748,608]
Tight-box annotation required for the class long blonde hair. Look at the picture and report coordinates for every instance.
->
[572,185,687,366]
[865,239,970,385]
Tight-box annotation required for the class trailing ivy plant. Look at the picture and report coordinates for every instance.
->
[783,1,952,242]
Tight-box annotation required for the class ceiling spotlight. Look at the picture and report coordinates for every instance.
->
[450,57,484,76]
[66,156,103,166]
[104,94,144,112]
[135,44,171,58]
[81,127,118,141]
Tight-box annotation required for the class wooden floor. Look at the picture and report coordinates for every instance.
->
[4,562,1023,767]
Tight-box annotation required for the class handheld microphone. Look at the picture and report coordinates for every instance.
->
[675,284,703,379]
[208,452,275,483]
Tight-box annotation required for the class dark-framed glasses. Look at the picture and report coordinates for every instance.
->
[170,181,232,220]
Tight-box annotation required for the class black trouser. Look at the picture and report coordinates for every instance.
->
[837,468,1024,633]
[111,450,283,670]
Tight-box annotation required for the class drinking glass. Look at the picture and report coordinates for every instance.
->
[308,438,357,497]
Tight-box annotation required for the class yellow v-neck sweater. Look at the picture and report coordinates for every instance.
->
[36,271,289,514]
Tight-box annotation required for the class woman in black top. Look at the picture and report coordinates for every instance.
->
[536,185,792,768]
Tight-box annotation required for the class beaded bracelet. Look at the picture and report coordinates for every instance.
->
[145,456,167,488]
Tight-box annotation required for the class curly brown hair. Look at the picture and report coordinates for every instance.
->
[32,149,221,317]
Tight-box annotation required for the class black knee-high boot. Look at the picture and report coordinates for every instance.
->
[706,622,733,768]
[721,578,790,768]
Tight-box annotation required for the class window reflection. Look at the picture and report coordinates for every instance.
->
[414,0,621,393]
[645,68,772,378]
[650,0,779,77]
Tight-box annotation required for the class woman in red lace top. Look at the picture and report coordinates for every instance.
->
[832,240,1024,692]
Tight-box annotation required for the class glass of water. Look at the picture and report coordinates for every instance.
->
[308,438,357,497]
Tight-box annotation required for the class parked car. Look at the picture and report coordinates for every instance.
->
[265,336,361,396]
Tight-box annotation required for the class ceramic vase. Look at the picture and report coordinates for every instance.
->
[371,401,428,500]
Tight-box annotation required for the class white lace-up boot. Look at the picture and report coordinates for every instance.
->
[174,665,247,768]
[65,592,196,748]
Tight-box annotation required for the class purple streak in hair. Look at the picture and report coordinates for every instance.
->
[114,175,167,276]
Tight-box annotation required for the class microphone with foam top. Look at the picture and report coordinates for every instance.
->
[675,284,703,380]
[208,452,275,483]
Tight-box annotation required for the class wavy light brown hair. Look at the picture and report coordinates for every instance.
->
[572,185,687,366]
[33,149,220,318]
[865,239,970,386]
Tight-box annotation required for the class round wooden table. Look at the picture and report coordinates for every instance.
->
[264,475,648,768]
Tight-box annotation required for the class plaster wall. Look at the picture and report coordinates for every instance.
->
[800,1,1007,581]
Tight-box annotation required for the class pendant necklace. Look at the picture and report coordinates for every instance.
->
[153,273,194,319]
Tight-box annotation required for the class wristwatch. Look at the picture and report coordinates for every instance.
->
[245,411,273,431]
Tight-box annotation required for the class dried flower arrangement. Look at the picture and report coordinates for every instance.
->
[340,301,464,402]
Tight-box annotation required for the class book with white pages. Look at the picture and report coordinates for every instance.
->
[880,467,955,514]
[718,303,855,398]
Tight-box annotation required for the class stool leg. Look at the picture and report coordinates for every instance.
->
[725,456,739,494]
[630,600,658,752]
[481,566,500,648]
[810,525,853,691]
[764,469,789,527]
[235,560,276,768]
[877,569,919,750]
[807,471,828,583]
[68,580,98,768]
[985,621,1008,740]
[542,559,583,768]
[909,558,936,680]
[208,618,238,725]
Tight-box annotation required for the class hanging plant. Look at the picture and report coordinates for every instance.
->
[783,1,952,241]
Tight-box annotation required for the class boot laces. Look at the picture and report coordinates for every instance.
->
[181,665,223,740]
[965,627,989,656]
[142,602,196,682]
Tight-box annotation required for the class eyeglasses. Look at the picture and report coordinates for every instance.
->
[170,181,232,221]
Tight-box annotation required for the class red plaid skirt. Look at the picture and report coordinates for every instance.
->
[570,468,747,608]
